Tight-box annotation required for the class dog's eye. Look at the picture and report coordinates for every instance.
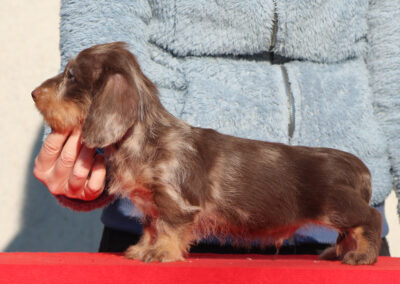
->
[67,69,75,81]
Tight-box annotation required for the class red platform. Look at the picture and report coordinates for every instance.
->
[0,253,399,283]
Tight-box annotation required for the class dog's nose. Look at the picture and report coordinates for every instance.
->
[31,88,39,101]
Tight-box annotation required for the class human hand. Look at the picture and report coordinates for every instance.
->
[33,128,106,201]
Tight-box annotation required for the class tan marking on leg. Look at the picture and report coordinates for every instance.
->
[145,233,185,263]
[126,221,194,263]
[342,226,377,265]
[353,227,369,252]
[125,226,153,260]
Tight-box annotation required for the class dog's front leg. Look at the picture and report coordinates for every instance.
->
[125,216,194,263]
[125,216,155,261]
[125,182,199,262]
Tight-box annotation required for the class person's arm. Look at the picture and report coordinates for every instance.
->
[366,0,400,213]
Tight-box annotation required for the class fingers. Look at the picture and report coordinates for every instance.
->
[52,128,82,180]
[34,127,106,201]
[67,145,95,194]
[84,154,106,200]
[34,131,70,175]
[66,152,106,201]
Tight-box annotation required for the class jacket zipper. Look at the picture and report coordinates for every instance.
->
[269,0,278,51]
[269,0,295,142]
[281,65,295,141]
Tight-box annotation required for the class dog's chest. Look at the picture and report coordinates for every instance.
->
[107,155,158,217]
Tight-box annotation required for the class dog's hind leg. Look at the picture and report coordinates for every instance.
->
[341,207,382,265]
[321,186,382,265]
[319,232,349,260]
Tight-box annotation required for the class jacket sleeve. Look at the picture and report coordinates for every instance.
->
[48,0,153,211]
[366,0,400,213]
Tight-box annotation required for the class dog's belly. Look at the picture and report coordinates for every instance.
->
[193,208,303,244]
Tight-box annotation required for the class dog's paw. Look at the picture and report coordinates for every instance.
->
[125,244,146,260]
[319,246,340,261]
[125,244,184,263]
[142,247,185,263]
[342,251,377,265]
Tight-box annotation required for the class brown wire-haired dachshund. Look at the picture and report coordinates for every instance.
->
[32,42,382,264]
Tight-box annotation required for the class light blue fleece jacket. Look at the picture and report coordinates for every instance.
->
[52,0,400,245]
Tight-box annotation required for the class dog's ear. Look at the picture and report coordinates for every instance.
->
[82,73,137,148]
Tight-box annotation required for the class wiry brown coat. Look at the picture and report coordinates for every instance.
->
[32,42,382,265]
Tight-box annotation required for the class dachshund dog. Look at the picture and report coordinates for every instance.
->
[32,42,382,265]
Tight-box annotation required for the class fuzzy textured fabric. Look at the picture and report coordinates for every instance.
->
[149,0,368,63]
[52,0,400,242]
[366,0,400,213]
[273,0,368,63]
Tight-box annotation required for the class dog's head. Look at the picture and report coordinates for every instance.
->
[32,42,158,148]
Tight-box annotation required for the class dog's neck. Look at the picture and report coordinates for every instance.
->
[105,103,191,163]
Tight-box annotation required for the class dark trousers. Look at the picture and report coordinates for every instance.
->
[99,226,390,256]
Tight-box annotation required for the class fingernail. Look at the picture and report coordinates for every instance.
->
[87,186,102,197]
